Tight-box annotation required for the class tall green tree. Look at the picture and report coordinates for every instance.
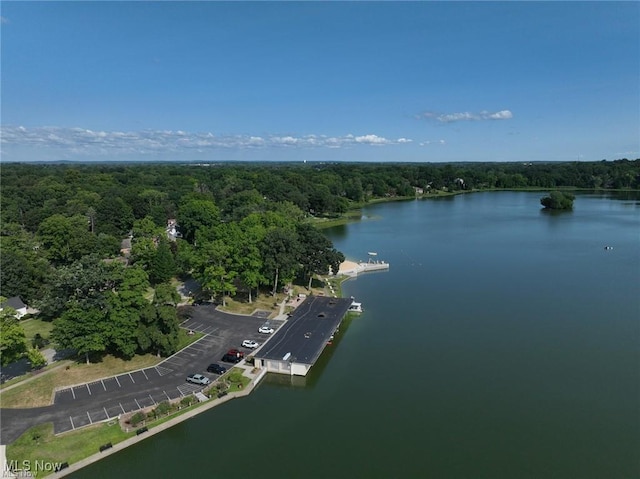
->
[0,304,28,366]
[178,199,220,243]
[38,254,119,320]
[0,224,52,303]
[237,222,267,303]
[96,196,135,237]
[37,214,96,265]
[261,227,301,296]
[297,224,345,290]
[150,238,176,284]
[137,284,181,357]
[52,305,108,364]
[105,266,150,358]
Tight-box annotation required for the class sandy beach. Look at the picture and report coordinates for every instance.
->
[338,260,359,274]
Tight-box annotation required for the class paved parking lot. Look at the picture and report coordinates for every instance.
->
[0,305,285,443]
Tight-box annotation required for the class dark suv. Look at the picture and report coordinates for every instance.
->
[207,363,227,375]
[221,353,242,363]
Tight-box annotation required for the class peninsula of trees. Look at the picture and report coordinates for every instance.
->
[0,159,637,364]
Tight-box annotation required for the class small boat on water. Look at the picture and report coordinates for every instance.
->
[348,301,363,313]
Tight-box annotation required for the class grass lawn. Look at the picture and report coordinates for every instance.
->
[310,210,363,229]
[20,318,55,343]
[225,368,251,391]
[6,422,134,477]
[219,292,283,316]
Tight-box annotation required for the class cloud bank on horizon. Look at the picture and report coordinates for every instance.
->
[419,110,514,123]
[1,125,413,157]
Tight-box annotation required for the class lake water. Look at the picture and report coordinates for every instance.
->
[72,192,639,479]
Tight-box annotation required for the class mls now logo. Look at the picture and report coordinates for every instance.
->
[3,459,65,477]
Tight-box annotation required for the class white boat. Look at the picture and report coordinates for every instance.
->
[348,301,363,313]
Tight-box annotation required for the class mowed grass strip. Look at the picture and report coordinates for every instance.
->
[6,422,135,477]
[219,292,282,316]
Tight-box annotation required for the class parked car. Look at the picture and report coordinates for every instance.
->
[258,326,274,334]
[242,340,259,349]
[186,374,210,385]
[221,353,242,363]
[207,363,227,375]
[227,348,245,358]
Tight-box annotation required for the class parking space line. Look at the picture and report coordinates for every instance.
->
[129,373,135,383]
[101,379,106,391]
[71,388,76,399]
[86,384,92,395]
[134,398,141,409]
[115,376,121,387]
[120,403,126,414]
[149,394,156,405]
[164,390,170,401]
[155,366,172,376]
[189,346,208,352]
[142,369,148,380]
[69,416,75,430]
[87,411,92,424]
[104,407,109,418]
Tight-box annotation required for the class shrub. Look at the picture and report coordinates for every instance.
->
[31,333,49,350]
[130,412,146,427]
[154,401,171,416]
[26,348,47,369]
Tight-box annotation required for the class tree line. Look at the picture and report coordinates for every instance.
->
[0,159,637,364]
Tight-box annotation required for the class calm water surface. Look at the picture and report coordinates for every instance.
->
[73,192,639,479]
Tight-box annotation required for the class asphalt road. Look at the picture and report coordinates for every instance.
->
[0,305,282,444]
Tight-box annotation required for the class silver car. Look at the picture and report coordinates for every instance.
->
[186,374,210,385]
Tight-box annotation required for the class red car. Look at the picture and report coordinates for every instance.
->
[226,349,245,358]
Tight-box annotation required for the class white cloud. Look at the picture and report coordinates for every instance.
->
[482,110,513,120]
[0,126,413,157]
[419,139,446,147]
[419,109,514,123]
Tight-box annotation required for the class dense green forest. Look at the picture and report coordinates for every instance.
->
[1,159,638,365]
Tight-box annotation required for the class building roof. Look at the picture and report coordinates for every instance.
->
[256,296,352,366]
[1,296,27,310]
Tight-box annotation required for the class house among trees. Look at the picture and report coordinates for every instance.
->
[120,237,132,257]
[1,296,28,319]
[166,219,181,241]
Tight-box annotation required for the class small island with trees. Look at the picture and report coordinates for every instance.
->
[540,191,575,210]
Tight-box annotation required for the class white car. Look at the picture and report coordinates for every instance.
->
[186,374,210,385]
[258,326,274,334]
[242,340,259,349]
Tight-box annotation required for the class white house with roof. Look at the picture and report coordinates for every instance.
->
[0,296,28,319]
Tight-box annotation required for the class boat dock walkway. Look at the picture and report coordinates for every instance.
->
[337,260,389,277]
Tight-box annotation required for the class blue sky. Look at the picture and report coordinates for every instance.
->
[1,1,638,163]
